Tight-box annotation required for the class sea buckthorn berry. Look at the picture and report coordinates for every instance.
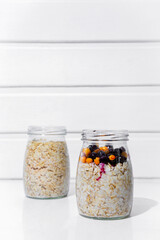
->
[82,148,91,157]
[121,152,128,158]
[94,157,100,165]
[100,146,109,153]
[94,149,100,153]
[109,155,116,161]
[80,156,86,163]
[86,158,93,163]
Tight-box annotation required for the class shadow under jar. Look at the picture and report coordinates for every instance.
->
[24,126,70,199]
[76,130,133,219]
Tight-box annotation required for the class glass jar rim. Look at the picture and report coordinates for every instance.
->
[28,126,67,135]
[82,129,129,141]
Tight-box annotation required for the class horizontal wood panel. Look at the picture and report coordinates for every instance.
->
[0,1,160,41]
[1,43,160,86]
[0,132,159,178]
[0,87,160,131]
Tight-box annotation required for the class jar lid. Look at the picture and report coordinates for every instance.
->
[28,126,67,135]
[82,129,129,141]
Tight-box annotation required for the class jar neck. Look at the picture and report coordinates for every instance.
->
[28,134,66,142]
[27,126,66,141]
[28,126,66,136]
[82,129,129,142]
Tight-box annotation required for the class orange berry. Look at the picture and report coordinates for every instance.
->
[100,146,109,153]
[121,152,128,158]
[94,157,100,165]
[80,156,86,163]
[94,149,100,153]
[82,148,91,157]
[109,155,116,161]
[86,158,93,163]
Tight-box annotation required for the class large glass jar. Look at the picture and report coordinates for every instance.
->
[24,126,70,199]
[76,130,133,219]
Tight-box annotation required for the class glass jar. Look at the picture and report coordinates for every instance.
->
[24,126,70,199]
[76,130,133,219]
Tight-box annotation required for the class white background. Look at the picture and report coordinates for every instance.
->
[0,1,160,240]
[1,0,160,179]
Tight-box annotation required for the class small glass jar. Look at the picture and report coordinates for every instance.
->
[76,130,133,219]
[24,126,70,199]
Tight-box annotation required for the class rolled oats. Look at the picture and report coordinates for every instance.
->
[76,162,133,219]
[24,140,70,199]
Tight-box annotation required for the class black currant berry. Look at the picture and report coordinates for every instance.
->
[88,145,98,152]
[105,145,114,152]
[98,150,106,158]
[114,148,121,157]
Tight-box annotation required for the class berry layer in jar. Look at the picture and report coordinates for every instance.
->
[79,144,128,167]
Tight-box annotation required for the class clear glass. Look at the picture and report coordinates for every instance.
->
[23,126,70,199]
[76,130,133,219]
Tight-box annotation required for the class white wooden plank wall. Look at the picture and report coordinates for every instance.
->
[1,43,160,86]
[0,0,160,179]
[0,0,160,41]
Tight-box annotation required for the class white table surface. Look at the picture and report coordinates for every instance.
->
[0,179,160,240]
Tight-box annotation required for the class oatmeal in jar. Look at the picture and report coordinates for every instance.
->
[76,130,133,219]
[24,126,70,199]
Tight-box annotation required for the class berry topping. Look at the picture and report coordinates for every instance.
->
[89,152,97,159]
[82,148,91,157]
[120,156,127,164]
[80,144,128,167]
[100,146,109,154]
[94,148,100,154]
[105,145,114,152]
[100,156,108,164]
[89,145,99,152]
[98,150,106,158]
[108,155,116,161]
[80,156,86,163]
[86,158,93,163]
[119,146,126,153]
[114,148,121,157]
[94,157,100,165]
